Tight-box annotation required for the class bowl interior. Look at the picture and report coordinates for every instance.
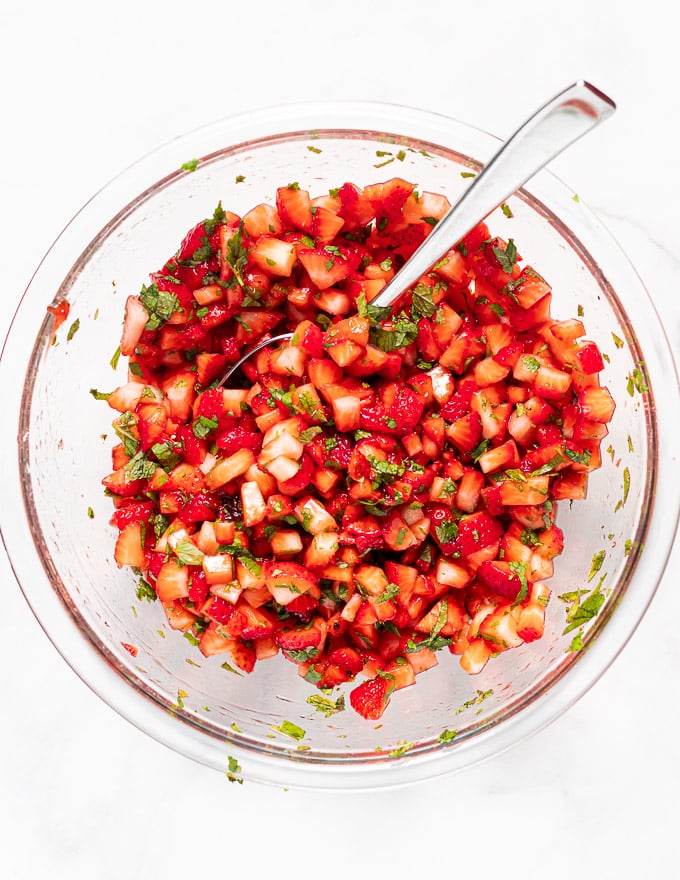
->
[3,107,673,788]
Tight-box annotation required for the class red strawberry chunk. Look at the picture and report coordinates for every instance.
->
[440,379,478,422]
[110,500,154,530]
[349,674,394,720]
[216,426,263,457]
[188,569,210,605]
[477,559,526,603]
[427,506,503,558]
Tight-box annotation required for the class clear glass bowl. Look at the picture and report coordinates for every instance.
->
[1,102,678,790]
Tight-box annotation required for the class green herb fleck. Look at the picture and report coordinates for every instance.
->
[124,451,157,481]
[89,388,111,401]
[562,584,605,634]
[271,720,305,741]
[66,318,80,341]
[306,693,345,717]
[226,755,243,784]
[567,632,585,652]
[622,466,631,506]
[139,283,180,330]
[181,159,199,172]
[438,729,457,743]
[223,222,249,289]
[369,314,419,352]
[389,742,413,758]
[174,540,205,567]
[493,238,517,275]
[136,577,156,603]
[587,550,605,582]
[522,355,541,373]
[626,365,649,396]
[410,283,437,320]
[435,521,458,545]
[193,415,219,439]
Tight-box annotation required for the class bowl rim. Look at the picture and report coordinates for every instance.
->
[1,99,679,790]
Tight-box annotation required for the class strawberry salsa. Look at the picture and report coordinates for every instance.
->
[100,176,615,721]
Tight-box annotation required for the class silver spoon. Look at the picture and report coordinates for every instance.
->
[219,80,615,386]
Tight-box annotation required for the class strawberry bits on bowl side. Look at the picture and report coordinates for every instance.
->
[100,175,614,721]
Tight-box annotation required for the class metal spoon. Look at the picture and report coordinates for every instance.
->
[219,80,615,386]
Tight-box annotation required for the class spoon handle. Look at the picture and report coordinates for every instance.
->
[368,80,615,312]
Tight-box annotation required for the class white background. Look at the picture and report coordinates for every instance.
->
[1,1,679,876]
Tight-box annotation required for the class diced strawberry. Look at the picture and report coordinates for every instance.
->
[349,674,394,720]
[311,205,345,244]
[363,177,414,226]
[427,506,503,558]
[275,617,327,662]
[445,412,483,455]
[292,320,325,357]
[336,182,375,230]
[477,559,526,602]
[110,500,154,530]
[216,426,264,457]
[250,237,297,277]
[298,247,358,290]
[440,379,478,422]
[114,521,146,568]
[276,184,313,232]
[579,385,616,423]
[121,295,150,357]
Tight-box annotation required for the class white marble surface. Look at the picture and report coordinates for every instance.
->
[1,1,678,876]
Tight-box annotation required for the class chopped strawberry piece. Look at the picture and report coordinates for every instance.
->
[216,426,263,457]
[349,674,394,720]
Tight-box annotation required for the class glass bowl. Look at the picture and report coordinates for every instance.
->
[1,102,678,791]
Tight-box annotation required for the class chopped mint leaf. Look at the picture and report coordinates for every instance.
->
[587,550,605,582]
[139,283,180,330]
[193,414,219,439]
[66,318,80,341]
[410,283,437,320]
[136,577,157,603]
[435,520,458,544]
[174,540,205,567]
[306,694,345,717]
[370,314,419,352]
[272,720,305,741]
[124,451,157,481]
[226,755,243,784]
[492,239,518,273]
[89,388,111,401]
[438,729,458,743]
